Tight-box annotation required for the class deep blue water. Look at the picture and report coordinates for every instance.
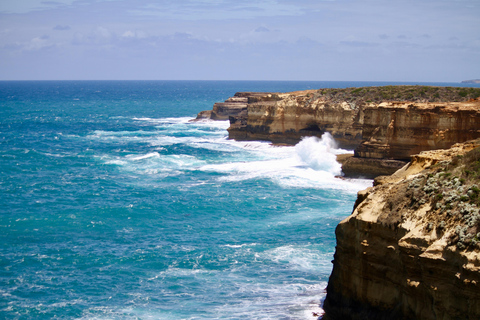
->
[1,80,478,319]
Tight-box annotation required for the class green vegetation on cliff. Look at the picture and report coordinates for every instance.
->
[397,143,480,250]
[314,85,480,104]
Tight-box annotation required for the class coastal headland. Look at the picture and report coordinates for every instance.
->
[323,139,480,320]
[196,86,480,178]
[196,85,480,319]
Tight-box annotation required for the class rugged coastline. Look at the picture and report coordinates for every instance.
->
[196,86,480,178]
[323,139,480,320]
[196,85,480,319]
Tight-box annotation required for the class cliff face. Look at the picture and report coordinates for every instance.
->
[230,90,364,149]
[195,92,249,120]
[356,101,480,160]
[342,100,480,178]
[323,140,480,320]
[197,86,480,177]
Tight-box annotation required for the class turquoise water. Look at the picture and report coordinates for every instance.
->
[1,80,477,319]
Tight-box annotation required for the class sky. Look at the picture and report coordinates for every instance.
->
[0,0,479,81]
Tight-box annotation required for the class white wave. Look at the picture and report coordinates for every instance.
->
[133,116,231,131]
[148,267,212,281]
[262,245,332,272]
[200,133,372,192]
[295,134,342,175]
[88,120,231,150]
[125,152,160,161]
[133,116,192,124]
[190,119,231,130]
[100,152,206,178]
[89,119,371,192]
[223,243,259,249]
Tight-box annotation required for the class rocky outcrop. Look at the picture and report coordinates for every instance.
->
[323,139,480,320]
[194,92,271,121]
[198,90,365,149]
[339,156,409,180]
[229,90,365,149]
[462,79,480,84]
[196,86,480,177]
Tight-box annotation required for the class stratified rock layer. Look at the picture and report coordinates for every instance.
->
[197,86,480,177]
[323,140,480,320]
[194,92,271,121]
[244,91,364,149]
[225,90,365,149]
[356,101,480,160]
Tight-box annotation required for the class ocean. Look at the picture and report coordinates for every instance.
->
[1,80,478,319]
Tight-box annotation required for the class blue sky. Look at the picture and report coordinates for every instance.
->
[0,0,478,81]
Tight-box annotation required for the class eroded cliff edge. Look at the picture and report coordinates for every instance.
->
[196,86,480,178]
[323,140,480,320]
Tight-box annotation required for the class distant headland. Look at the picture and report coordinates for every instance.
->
[462,79,480,84]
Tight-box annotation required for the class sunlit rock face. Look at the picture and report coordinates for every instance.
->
[323,140,480,320]
[342,100,480,178]
[356,101,480,160]
[217,90,364,149]
[197,87,480,178]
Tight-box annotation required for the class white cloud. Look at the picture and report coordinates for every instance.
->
[122,30,135,38]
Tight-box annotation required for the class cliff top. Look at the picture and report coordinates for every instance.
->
[313,85,480,104]
[228,86,480,110]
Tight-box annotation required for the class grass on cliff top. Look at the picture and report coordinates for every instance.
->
[315,85,480,104]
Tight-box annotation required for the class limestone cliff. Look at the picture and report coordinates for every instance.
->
[323,139,480,320]
[356,101,480,160]
[194,92,278,121]
[198,90,365,149]
[228,90,365,149]
[342,100,480,178]
[196,86,480,177]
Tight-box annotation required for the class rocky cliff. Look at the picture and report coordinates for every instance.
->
[343,100,480,178]
[227,90,364,149]
[356,101,480,160]
[197,86,480,178]
[196,92,250,120]
[323,139,480,320]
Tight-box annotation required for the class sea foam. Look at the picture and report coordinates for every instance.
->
[295,134,342,175]
[200,132,370,192]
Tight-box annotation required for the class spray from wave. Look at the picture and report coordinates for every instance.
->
[295,134,342,176]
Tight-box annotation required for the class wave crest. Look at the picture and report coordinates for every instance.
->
[295,134,342,176]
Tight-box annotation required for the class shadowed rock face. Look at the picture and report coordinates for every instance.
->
[323,140,480,320]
